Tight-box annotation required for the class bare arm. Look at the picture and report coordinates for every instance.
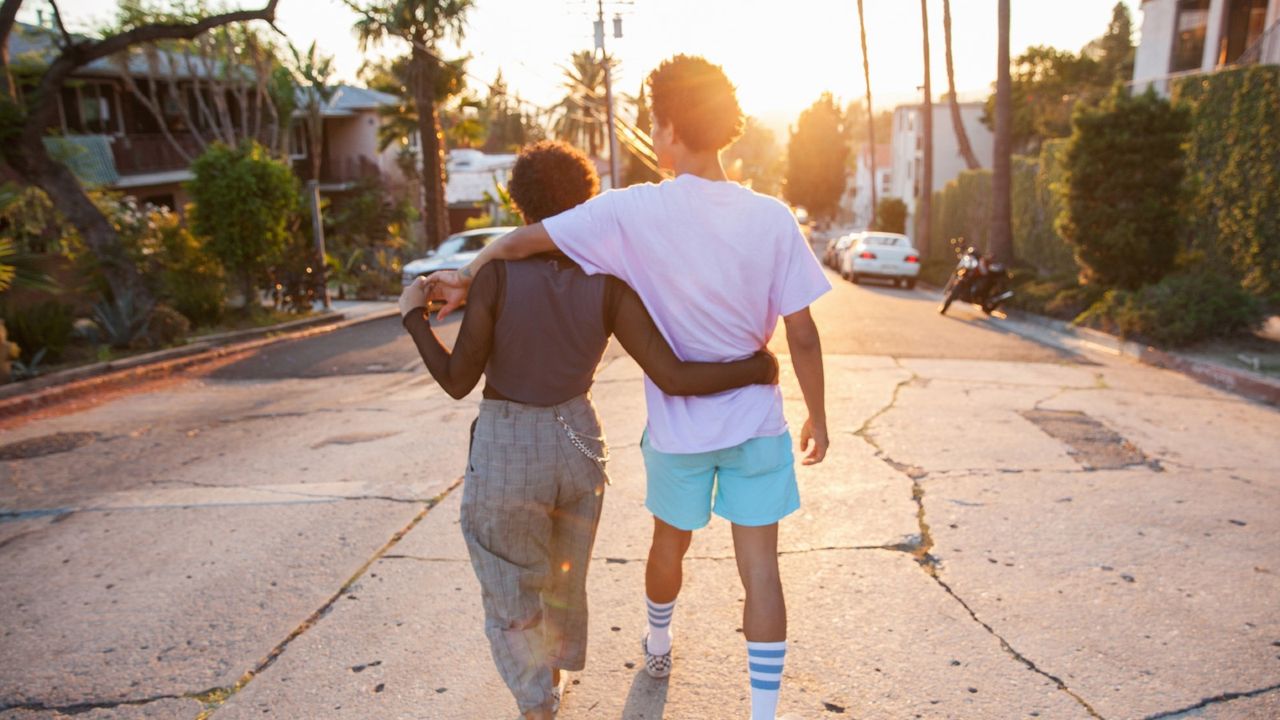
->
[784,307,828,465]
[609,280,778,395]
[425,223,556,320]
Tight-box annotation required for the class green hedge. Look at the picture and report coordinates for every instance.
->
[929,141,1075,276]
[1174,66,1280,304]
[1077,271,1264,348]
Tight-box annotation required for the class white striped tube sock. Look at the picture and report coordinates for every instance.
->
[747,640,787,720]
[645,596,676,655]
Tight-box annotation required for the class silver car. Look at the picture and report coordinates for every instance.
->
[401,227,517,286]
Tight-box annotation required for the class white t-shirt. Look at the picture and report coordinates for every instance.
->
[543,174,831,454]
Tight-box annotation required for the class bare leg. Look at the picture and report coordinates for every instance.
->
[731,523,786,642]
[645,516,693,603]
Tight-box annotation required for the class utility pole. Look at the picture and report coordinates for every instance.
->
[596,0,621,188]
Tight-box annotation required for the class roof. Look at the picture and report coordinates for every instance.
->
[8,22,249,81]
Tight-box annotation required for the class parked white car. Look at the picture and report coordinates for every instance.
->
[401,227,516,287]
[839,232,920,289]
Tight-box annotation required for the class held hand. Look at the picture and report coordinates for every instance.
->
[424,269,472,321]
[398,276,430,318]
[798,416,829,465]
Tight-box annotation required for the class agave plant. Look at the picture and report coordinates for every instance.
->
[93,290,155,350]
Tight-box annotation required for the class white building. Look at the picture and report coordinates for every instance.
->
[1133,0,1280,95]
[887,102,995,240]
[849,144,892,229]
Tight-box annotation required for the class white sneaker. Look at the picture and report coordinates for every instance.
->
[642,632,672,679]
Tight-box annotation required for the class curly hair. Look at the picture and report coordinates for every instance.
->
[646,55,744,152]
[506,140,600,223]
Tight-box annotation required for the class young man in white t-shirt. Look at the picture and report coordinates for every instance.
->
[429,55,829,720]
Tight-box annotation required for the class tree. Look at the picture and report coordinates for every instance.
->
[1058,88,1189,290]
[990,0,1013,264]
[553,50,615,158]
[943,0,980,169]
[856,0,877,227]
[288,41,336,183]
[1084,2,1135,85]
[724,117,782,196]
[872,197,907,234]
[784,93,849,221]
[916,0,934,257]
[0,0,282,312]
[346,0,476,250]
[188,141,299,306]
[623,81,660,185]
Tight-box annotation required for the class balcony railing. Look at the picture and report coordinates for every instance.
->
[1235,19,1280,67]
[111,133,202,176]
[322,156,381,185]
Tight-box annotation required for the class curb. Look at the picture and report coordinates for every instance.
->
[0,306,401,421]
[998,308,1280,407]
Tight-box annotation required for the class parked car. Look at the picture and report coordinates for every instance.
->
[401,227,517,287]
[839,232,920,289]
[825,233,858,269]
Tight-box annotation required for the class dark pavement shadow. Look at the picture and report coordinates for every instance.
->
[621,669,669,719]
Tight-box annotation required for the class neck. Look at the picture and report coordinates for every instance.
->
[673,150,727,182]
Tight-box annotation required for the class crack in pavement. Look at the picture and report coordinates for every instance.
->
[1142,681,1280,719]
[149,479,434,505]
[852,357,1105,719]
[382,543,925,565]
[193,478,462,719]
[0,689,212,715]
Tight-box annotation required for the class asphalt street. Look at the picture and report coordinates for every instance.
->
[1,269,1277,720]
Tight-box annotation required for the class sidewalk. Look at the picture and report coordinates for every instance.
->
[0,300,399,420]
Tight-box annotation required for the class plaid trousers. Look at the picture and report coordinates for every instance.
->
[461,394,608,715]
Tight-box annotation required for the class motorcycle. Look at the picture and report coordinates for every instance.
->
[939,248,1014,315]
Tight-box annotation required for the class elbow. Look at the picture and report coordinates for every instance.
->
[443,384,470,401]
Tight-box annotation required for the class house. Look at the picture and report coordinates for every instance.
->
[7,22,412,212]
[886,102,995,241]
[849,144,892,229]
[1132,0,1280,95]
[444,148,517,230]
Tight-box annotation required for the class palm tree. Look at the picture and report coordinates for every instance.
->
[289,42,336,184]
[943,0,981,170]
[857,0,877,228]
[917,0,934,258]
[554,50,615,158]
[990,0,1013,264]
[346,0,475,250]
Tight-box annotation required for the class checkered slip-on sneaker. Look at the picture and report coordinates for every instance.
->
[642,632,672,679]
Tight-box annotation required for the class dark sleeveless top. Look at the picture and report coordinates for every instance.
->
[484,257,612,406]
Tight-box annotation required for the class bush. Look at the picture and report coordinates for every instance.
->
[1174,66,1280,302]
[145,304,190,347]
[188,142,299,304]
[1,300,74,363]
[155,212,225,327]
[872,197,907,234]
[1077,272,1264,347]
[1013,141,1076,276]
[1058,87,1189,290]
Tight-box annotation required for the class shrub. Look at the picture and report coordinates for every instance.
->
[188,142,298,305]
[930,169,991,262]
[155,212,225,327]
[1174,66,1280,302]
[872,197,907,234]
[1058,87,1189,290]
[1,300,74,362]
[1077,272,1263,347]
[145,304,190,347]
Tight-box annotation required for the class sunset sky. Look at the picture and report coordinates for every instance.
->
[25,0,1142,133]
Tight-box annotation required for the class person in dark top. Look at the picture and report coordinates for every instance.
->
[397,140,776,720]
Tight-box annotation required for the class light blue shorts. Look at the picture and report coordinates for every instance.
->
[641,429,800,531]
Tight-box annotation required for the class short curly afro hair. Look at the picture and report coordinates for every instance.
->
[506,140,600,224]
[647,55,744,152]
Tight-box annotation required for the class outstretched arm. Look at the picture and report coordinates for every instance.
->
[426,224,556,320]
[784,307,828,465]
[608,280,778,396]
[399,264,501,400]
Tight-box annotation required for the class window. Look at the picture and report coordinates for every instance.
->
[1171,0,1211,73]
[1218,0,1269,65]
